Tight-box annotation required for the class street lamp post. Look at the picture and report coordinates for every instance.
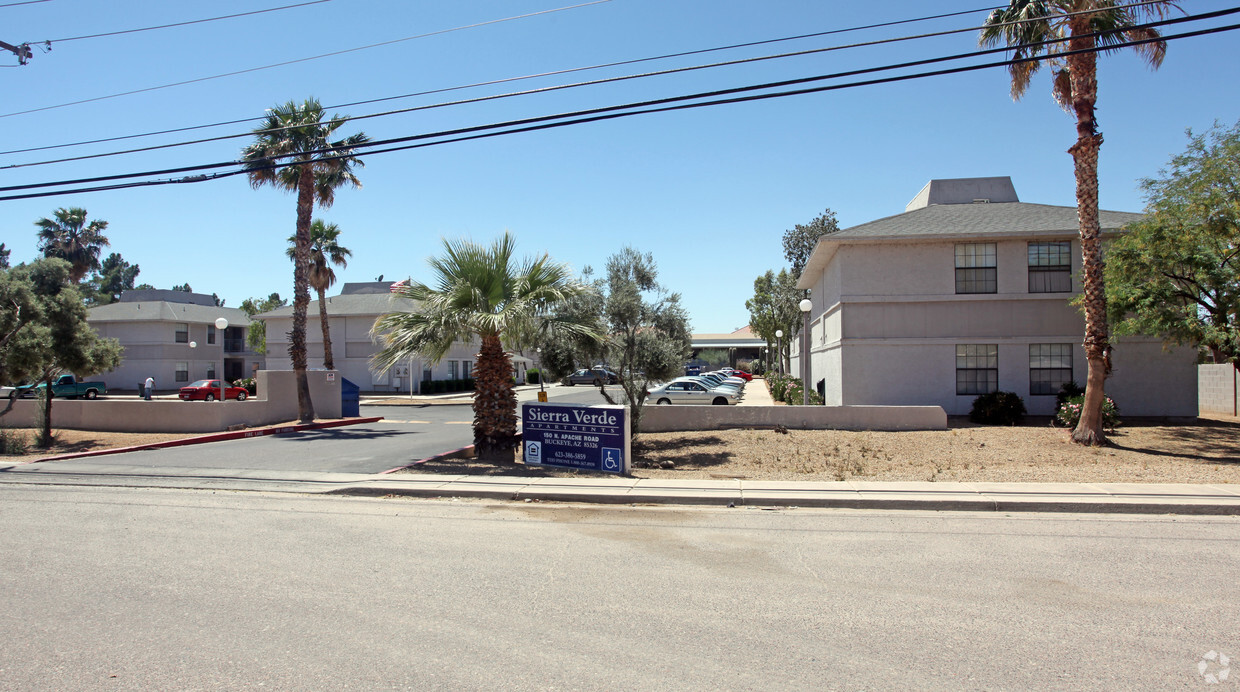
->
[215,317,228,404]
[775,329,783,377]
[799,299,812,406]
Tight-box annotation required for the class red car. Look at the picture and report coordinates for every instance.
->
[723,369,753,381]
[179,379,248,401]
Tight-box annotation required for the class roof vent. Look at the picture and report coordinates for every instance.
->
[972,198,990,204]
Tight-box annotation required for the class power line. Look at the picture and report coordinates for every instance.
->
[43,0,334,43]
[0,0,613,120]
[2,1,1221,171]
[0,4,1003,156]
[0,0,50,7]
[4,16,1231,202]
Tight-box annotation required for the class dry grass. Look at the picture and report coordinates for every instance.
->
[400,416,1240,484]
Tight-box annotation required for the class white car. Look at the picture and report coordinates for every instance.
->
[646,379,740,405]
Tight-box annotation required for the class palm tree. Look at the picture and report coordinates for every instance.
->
[980,2,1172,445]
[241,98,369,423]
[286,219,351,371]
[372,232,598,461]
[35,207,110,283]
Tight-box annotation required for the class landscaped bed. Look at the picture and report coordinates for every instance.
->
[399,417,1240,484]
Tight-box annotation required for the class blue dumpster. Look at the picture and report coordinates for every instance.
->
[340,377,360,417]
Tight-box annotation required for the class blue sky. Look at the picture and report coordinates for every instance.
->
[2,0,1238,333]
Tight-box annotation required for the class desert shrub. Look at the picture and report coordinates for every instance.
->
[1056,394,1119,429]
[768,374,790,401]
[0,429,29,455]
[969,391,1027,425]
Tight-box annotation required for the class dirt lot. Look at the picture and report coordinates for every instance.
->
[402,417,1240,484]
[6,417,1239,484]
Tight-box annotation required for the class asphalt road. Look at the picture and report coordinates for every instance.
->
[2,485,1237,690]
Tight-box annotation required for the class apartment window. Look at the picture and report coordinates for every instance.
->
[206,363,216,379]
[207,328,216,345]
[448,360,459,379]
[1028,241,1072,293]
[175,322,189,343]
[955,243,997,294]
[956,344,998,395]
[1029,344,1073,395]
[175,362,189,382]
[462,361,472,378]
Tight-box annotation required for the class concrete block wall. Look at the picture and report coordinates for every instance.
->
[1198,364,1239,417]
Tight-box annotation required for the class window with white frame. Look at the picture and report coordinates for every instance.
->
[462,361,472,378]
[207,327,216,344]
[955,243,997,294]
[175,322,189,343]
[956,344,998,395]
[1029,344,1073,395]
[1028,241,1072,293]
[448,360,459,379]
[175,362,189,382]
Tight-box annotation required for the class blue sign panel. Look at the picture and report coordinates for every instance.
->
[522,403,630,474]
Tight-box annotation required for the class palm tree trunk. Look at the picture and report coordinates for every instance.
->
[318,286,334,371]
[1066,26,1109,446]
[473,333,517,461]
[291,162,317,423]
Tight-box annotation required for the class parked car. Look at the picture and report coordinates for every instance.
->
[646,379,739,405]
[9,374,107,400]
[178,379,248,401]
[700,372,746,390]
[725,369,753,382]
[563,368,618,385]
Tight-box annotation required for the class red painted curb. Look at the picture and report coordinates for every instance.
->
[22,417,385,464]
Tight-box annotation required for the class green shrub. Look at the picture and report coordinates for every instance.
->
[969,391,1027,425]
[527,369,541,384]
[1056,394,1120,429]
[769,374,790,401]
[232,377,257,395]
[0,429,29,455]
[782,377,823,405]
[1055,381,1085,410]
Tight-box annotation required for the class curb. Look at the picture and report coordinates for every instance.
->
[24,417,385,463]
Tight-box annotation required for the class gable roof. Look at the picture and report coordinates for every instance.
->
[88,300,252,325]
[254,292,416,319]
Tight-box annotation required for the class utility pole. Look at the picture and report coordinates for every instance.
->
[0,39,32,64]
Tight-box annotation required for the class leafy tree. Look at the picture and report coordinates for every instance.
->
[287,219,350,370]
[0,259,122,445]
[242,97,369,423]
[240,293,288,355]
[745,268,803,374]
[980,1,1174,446]
[0,243,10,269]
[211,294,225,308]
[782,208,840,279]
[85,252,140,305]
[372,233,596,460]
[696,348,730,369]
[35,207,110,283]
[1106,120,1240,363]
[171,283,192,292]
[134,283,155,290]
[526,267,607,380]
[596,248,692,436]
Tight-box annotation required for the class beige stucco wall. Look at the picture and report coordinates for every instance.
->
[0,370,343,433]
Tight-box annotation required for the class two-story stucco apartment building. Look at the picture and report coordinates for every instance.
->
[790,177,1197,417]
[87,289,263,392]
[255,282,532,393]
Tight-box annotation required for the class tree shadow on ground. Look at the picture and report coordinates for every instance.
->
[401,457,611,478]
[632,435,735,470]
[1106,418,1240,465]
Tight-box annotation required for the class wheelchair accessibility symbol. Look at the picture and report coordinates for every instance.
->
[601,447,622,472]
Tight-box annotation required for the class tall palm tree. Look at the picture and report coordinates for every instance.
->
[35,207,110,283]
[241,98,369,423]
[980,2,1172,445]
[372,232,597,461]
[286,219,351,371]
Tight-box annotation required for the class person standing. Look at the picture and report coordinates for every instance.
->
[144,376,154,401]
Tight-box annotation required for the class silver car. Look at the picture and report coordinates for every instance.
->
[647,379,739,405]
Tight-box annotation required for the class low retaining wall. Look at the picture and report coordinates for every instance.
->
[0,370,343,433]
[638,404,947,432]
